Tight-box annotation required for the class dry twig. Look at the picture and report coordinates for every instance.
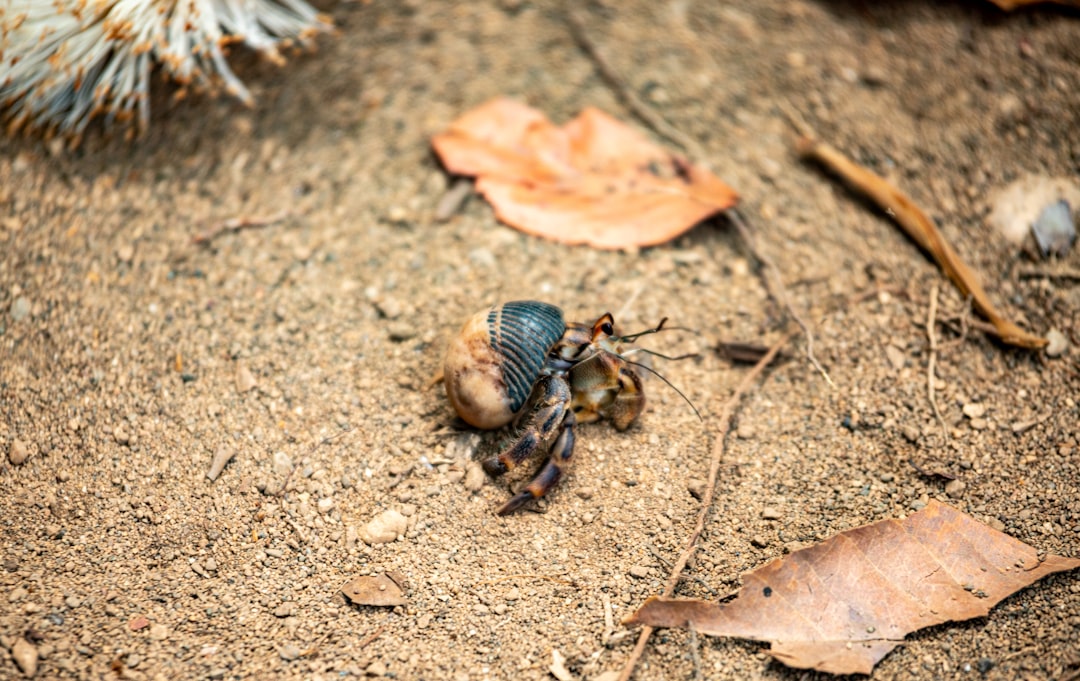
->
[793,134,1046,349]
[1018,266,1080,283]
[616,334,791,681]
[193,210,291,245]
[926,284,949,443]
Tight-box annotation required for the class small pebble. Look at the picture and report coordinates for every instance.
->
[962,403,986,419]
[687,479,706,499]
[278,644,301,661]
[11,638,38,677]
[736,424,756,439]
[387,322,417,342]
[901,425,920,443]
[1045,329,1068,358]
[9,586,28,602]
[206,445,234,482]
[885,345,906,371]
[463,461,485,492]
[969,418,989,431]
[65,595,81,609]
[149,624,169,641]
[997,93,1023,120]
[204,558,217,572]
[272,452,293,478]
[574,486,594,500]
[445,470,465,485]
[628,565,650,579]
[273,602,297,618]
[750,535,768,548]
[236,364,257,393]
[362,510,408,544]
[317,497,335,514]
[374,297,403,320]
[1031,199,1075,258]
[945,479,967,498]
[8,439,29,466]
[365,659,388,676]
[761,507,782,520]
[504,588,520,601]
[10,296,31,321]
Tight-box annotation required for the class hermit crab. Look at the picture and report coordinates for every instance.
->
[444,300,684,515]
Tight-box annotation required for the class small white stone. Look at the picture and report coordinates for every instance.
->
[361,510,408,544]
[1045,329,1068,358]
[962,403,986,419]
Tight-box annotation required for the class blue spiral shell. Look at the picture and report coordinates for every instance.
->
[487,301,565,413]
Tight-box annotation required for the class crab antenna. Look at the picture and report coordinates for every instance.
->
[617,317,668,343]
[620,356,703,423]
[624,348,699,362]
[617,319,699,343]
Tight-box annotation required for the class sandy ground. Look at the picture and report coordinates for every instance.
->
[2,2,1079,680]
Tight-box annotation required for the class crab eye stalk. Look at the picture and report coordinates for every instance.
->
[591,313,615,341]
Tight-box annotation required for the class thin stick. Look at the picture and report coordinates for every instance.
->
[565,7,705,160]
[728,209,834,388]
[193,210,291,245]
[1017,267,1080,282]
[616,333,791,681]
[794,134,1046,349]
[688,628,704,681]
[926,284,949,444]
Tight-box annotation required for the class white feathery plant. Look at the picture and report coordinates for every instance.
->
[1,0,331,142]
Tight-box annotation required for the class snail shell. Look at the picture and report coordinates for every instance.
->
[444,301,566,429]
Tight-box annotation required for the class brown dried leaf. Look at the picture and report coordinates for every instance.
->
[341,573,407,607]
[628,500,1079,675]
[431,98,738,249]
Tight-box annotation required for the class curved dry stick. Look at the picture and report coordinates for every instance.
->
[795,137,1046,350]
[616,333,792,681]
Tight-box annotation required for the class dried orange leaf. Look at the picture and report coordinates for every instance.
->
[341,573,407,607]
[628,500,1079,675]
[431,98,738,249]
